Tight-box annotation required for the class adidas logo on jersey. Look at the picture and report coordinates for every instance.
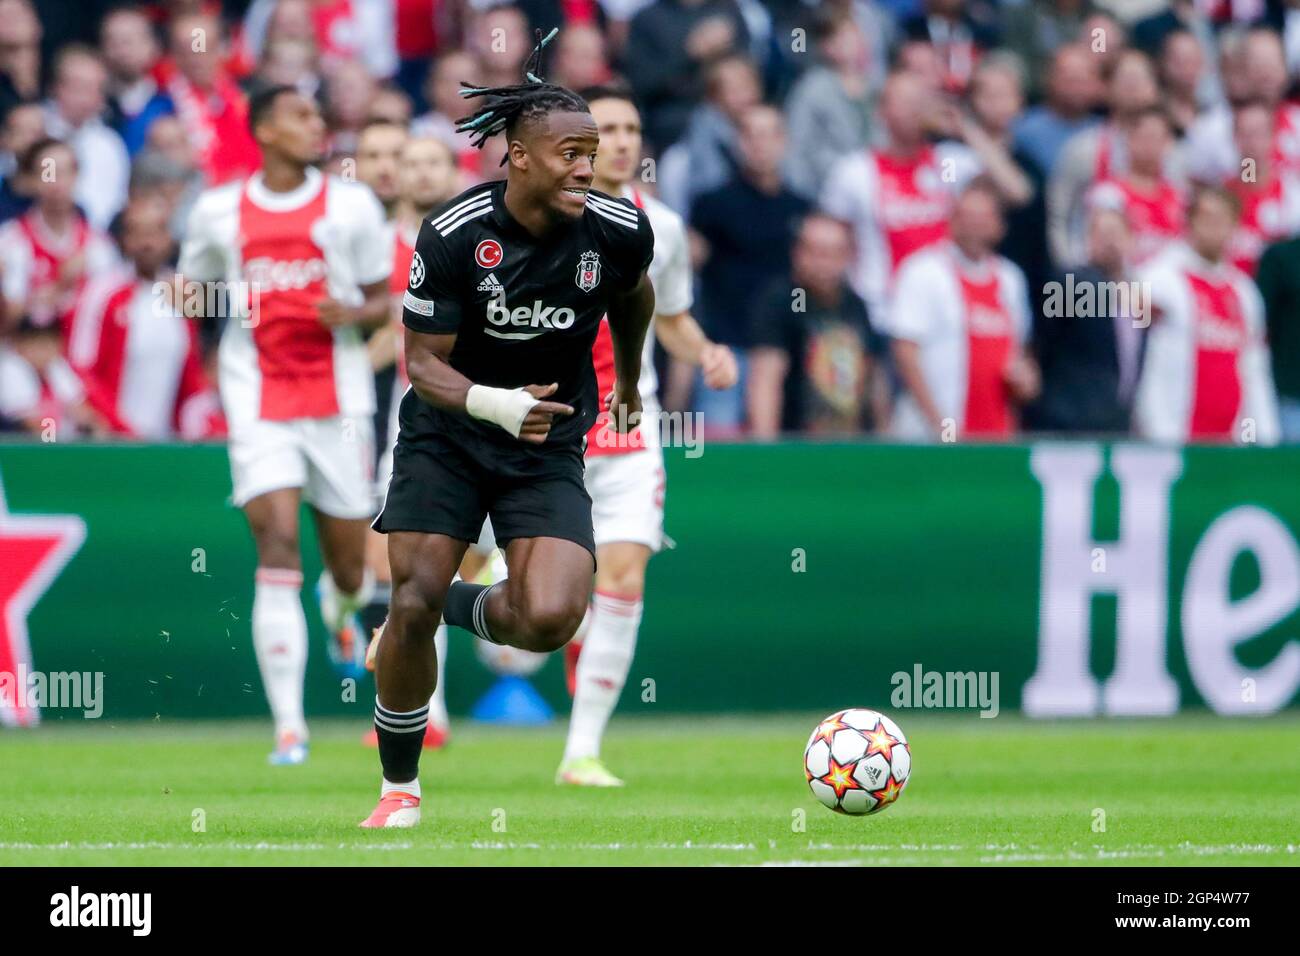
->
[485,294,576,340]
[477,272,504,293]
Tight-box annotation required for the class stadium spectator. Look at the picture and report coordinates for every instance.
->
[368,83,414,128]
[821,69,980,332]
[783,10,875,201]
[899,0,1002,95]
[1047,48,1165,268]
[161,10,260,185]
[247,37,321,101]
[1084,107,1184,266]
[413,49,489,180]
[551,22,612,91]
[1135,187,1280,445]
[1224,100,1300,275]
[622,0,750,152]
[0,0,42,116]
[467,5,533,91]
[323,58,378,156]
[1030,206,1145,434]
[1001,0,1097,99]
[889,180,1038,441]
[689,103,809,434]
[657,53,763,215]
[1254,233,1300,442]
[43,44,130,229]
[747,214,882,437]
[0,321,102,438]
[243,0,397,80]
[1012,44,1102,178]
[0,138,118,335]
[66,196,211,439]
[101,5,173,156]
[1182,28,1300,184]
[1157,27,1215,138]
[0,100,43,221]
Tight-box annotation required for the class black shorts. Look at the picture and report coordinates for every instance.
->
[373,426,595,558]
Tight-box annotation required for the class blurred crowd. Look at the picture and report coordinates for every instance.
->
[1,0,1299,444]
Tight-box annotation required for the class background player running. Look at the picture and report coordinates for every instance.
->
[361,31,656,829]
[178,86,391,765]
[556,85,738,787]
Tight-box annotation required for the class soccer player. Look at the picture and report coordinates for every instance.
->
[178,86,392,764]
[360,33,656,829]
[555,85,737,787]
[360,132,472,750]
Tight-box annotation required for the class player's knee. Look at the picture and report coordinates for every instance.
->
[388,580,444,641]
[330,561,366,595]
[520,597,586,653]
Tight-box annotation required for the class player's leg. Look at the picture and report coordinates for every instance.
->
[441,448,595,652]
[559,541,650,786]
[300,416,377,678]
[311,507,374,677]
[242,487,311,765]
[558,448,665,785]
[473,535,595,651]
[360,530,467,828]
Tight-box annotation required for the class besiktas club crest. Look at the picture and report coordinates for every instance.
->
[576,251,601,292]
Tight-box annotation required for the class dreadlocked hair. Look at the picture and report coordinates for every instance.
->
[455,27,590,165]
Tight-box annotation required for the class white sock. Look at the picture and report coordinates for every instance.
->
[320,567,376,631]
[563,590,641,762]
[427,622,449,727]
[253,567,308,740]
[382,776,421,799]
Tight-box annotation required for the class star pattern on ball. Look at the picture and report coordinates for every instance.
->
[863,724,901,761]
[810,713,848,747]
[871,774,905,807]
[818,756,863,800]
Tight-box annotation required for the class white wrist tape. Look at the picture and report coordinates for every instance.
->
[465,384,538,438]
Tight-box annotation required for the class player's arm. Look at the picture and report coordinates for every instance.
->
[404,328,572,444]
[654,310,737,388]
[317,278,390,331]
[605,269,655,430]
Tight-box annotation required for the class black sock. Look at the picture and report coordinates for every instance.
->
[443,580,501,643]
[374,701,428,783]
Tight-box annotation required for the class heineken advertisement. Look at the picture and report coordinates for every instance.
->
[0,441,1297,722]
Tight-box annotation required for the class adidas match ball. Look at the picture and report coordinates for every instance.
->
[804,709,911,815]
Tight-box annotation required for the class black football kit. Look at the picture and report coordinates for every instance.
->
[373,179,655,556]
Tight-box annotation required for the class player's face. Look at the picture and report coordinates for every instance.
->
[589,98,641,188]
[355,124,407,205]
[398,138,459,211]
[259,92,327,165]
[520,110,599,221]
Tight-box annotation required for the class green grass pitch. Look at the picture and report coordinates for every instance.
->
[1,713,1297,866]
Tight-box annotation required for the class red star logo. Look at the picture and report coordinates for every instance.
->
[863,724,901,761]
[818,756,864,800]
[810,713,848,747]
[0,473,85,727]
[871,774,905,809]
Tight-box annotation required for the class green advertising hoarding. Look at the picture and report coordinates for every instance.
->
[0,440,1296,723]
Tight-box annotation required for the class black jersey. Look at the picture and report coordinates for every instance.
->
[401,179,654,455]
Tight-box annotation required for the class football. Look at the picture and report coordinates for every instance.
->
[804,709,911,815]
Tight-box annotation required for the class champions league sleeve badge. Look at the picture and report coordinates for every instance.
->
[576,250,601,292]
[409,251,426,288]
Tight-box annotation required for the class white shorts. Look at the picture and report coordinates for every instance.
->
[228,415,375,519]
[584,444,666,551]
